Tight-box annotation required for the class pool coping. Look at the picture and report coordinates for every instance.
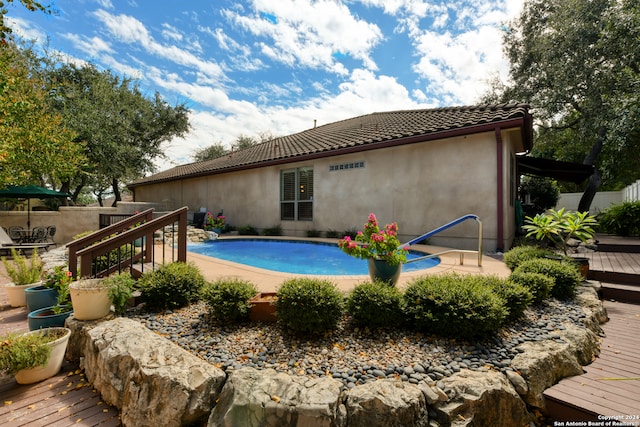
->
[186,236,511,293]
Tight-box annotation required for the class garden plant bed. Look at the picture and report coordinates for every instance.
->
[126,287,600,389]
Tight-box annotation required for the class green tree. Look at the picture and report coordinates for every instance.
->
[47,63,190,205]
[0,41,85,189]
[192,142,227,162]
[486,0,640,210]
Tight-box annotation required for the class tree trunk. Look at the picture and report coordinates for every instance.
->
[578,127,605,212]
[111,178,121,207]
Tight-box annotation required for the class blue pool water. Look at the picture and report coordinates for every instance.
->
[188,239,440,275]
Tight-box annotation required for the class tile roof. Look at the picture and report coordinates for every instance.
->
[129,103,531,187]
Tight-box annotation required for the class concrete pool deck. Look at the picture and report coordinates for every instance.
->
[185,237,511,293]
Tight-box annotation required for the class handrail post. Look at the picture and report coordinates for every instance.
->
[177,208,187,262]
[477,218,483,267]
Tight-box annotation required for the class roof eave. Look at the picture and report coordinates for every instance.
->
[128,116,529,189]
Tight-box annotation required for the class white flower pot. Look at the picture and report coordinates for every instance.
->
[15,327,71,385]
[69,279,112,320]
[3,282,40,307]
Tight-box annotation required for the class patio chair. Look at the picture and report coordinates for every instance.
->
[45,225,57,244]
[31,226,47,243]
[8,226,24,243]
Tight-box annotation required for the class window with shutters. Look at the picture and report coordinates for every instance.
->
[281,167,313,221]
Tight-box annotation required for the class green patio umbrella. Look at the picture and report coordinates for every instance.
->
[0,185,70,231]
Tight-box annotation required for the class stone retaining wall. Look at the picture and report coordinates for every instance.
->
[65,284,606,427]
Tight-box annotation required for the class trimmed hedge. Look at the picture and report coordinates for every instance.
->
[480,275,532,321]
[509,271,554,304]
[503,245,555,271]
[138,262,205,310]
[201,278,257,322]
[346,280,405,328]
[275,278,344,335]
[513,258,582,299]
[403,273,508,340]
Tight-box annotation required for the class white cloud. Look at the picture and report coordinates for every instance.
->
[5,16,47,42]
[223,0,383,72]
[93,10,227,83]
[61,33,114,57]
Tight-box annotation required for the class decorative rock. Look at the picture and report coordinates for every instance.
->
[209,367,345,427]
[65,314,114,363]
[511,322,599,408]
[417,383,448,405]
[83,318,226,427]
[506,371,528,395]
[431,369,531,427]
[345,379,428,427]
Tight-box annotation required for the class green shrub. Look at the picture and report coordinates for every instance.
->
[105,272,135,315]
[306,229,322,238]
[346,281,404,328]
[479,275,532,321]
[201,278,257,322]
[503,245,554,271]
[599,201,640,237]
[238,225,258,235]
[509,271,554,304]
[325,230,341,238]
[138,262,205,310]
[275,278,344,335]
[262,225,283,236]
[518,176,560,214]
[403,273,508,340]
[514,258,581,300]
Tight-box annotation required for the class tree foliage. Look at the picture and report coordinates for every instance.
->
[0,0,52,41]
[485,0,640,203]
[0,41,85,188]
[46,62,190,204]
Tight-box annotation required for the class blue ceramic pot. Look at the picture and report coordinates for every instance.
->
[27,306,73,330]
[368,258,402,286]
[24,285,58,313]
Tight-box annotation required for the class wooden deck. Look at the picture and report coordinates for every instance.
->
[544,235,640,423]
[544,300,640,422]
[0,306,121,426]
[0,362,121,427]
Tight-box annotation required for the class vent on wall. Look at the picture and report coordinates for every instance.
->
[329,161,365,171]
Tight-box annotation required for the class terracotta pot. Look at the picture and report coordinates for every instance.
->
[14,327,71,384]
[249,292,278,322]
[572,257,590,280]
[69,278,112,320]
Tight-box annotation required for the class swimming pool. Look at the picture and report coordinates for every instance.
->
[187,239,440,275]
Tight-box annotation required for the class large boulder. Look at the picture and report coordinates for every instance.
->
[209,367,345,427]
[345,379,428,427]
[512,321,601,409]
[431,369,531,427]
[83,317,226,427]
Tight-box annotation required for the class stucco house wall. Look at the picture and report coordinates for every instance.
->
[132,127,524,252]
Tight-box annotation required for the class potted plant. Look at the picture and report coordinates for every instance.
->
[338,213,408,285]
[204,212,226,235]
[69,272,135,320]
[27,266,74,330]
[1,248,44,307]
[522,208,598,278]
[0,327,71,384]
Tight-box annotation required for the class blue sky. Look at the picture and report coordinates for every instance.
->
[7,0,523,172]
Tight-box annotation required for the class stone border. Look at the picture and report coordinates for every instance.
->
[65,283,606,427]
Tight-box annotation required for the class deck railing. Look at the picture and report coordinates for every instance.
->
[66,207,188,279]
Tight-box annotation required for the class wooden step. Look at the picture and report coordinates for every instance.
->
[601,282,640,304]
